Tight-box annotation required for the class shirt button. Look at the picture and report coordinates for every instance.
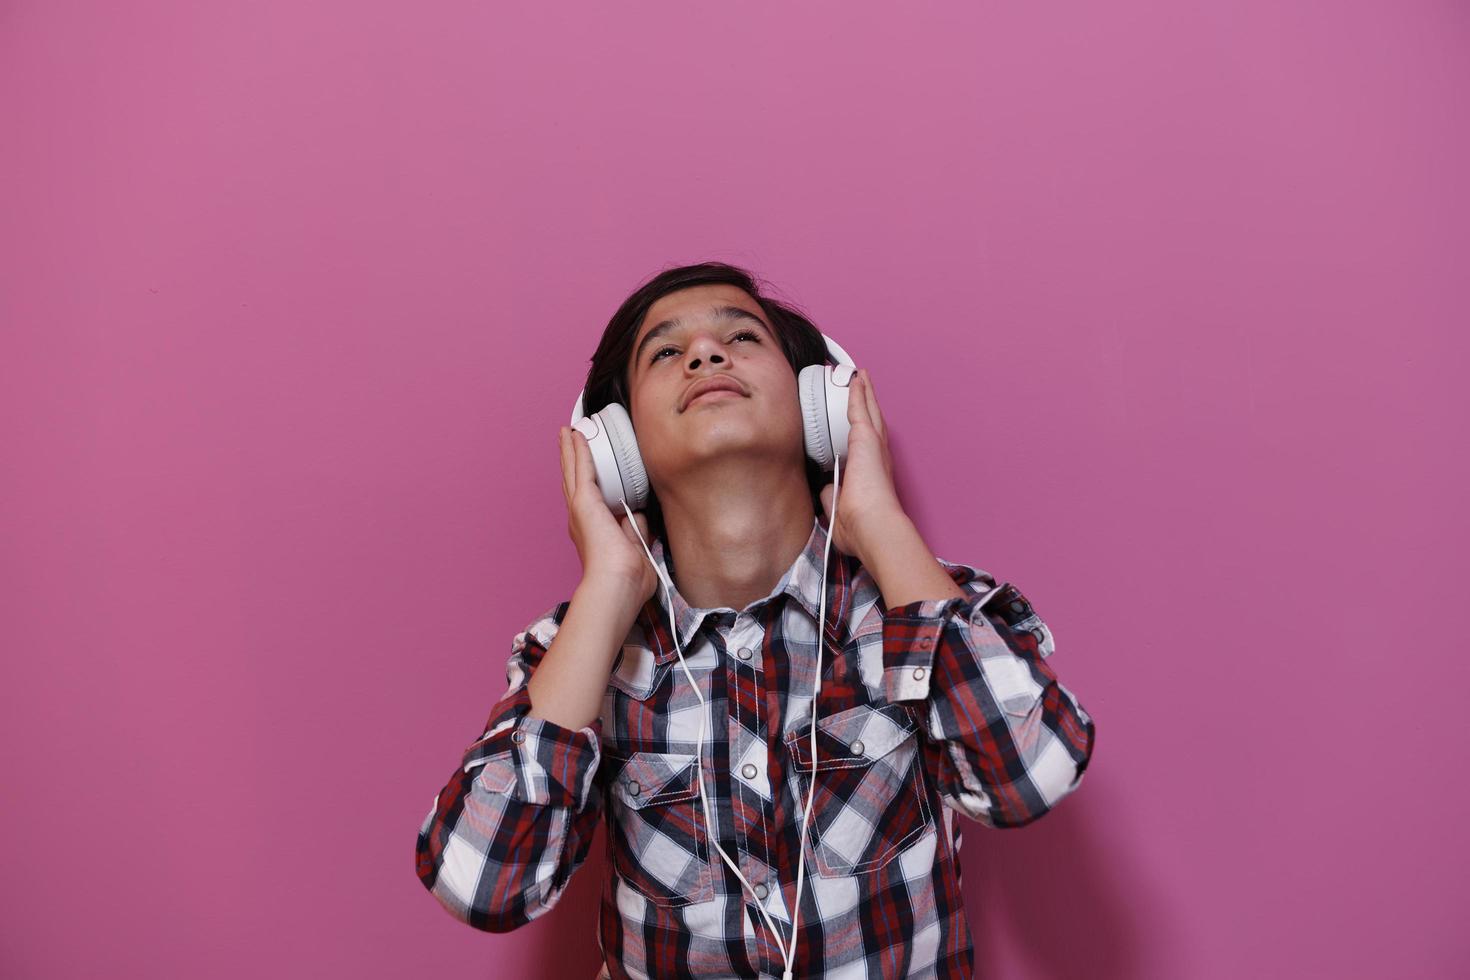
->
[849,740,865,756]
[918,636,934,647]
[626,780,641,796]
[912,667,927,681]
[741,763,758,779]
[753,882,769,900]
[737,646,753,660]
[510,730,525,744]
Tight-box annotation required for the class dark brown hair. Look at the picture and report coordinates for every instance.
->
[579,261,837,543]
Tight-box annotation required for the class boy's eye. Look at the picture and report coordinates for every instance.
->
[650,330,760,363]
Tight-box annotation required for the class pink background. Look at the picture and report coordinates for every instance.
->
[3,1,1465,977]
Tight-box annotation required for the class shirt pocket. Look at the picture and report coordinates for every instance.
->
[785,702,934,878]
[605,750,715,907]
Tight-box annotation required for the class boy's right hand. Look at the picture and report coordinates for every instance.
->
[559,426,660,608]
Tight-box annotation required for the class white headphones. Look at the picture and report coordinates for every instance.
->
[567,331,858,980]
[569,332,859,512]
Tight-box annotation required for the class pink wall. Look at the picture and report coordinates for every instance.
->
[3,1,1465,977]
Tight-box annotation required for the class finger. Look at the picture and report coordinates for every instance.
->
[571,427,598,493]
[819,482,834,517]
[862,369,886,440]
[848,371,871,429]
[560,427,573,502]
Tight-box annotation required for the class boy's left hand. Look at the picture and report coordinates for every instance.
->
[818,367,910,563]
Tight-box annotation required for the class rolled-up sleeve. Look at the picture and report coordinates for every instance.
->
[882,562,1096,828]
[415,602,605,932]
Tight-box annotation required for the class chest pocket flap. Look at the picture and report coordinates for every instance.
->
[610,751,701,809]
[786,702,918,772]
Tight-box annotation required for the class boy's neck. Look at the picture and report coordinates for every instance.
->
[656,462,817,613]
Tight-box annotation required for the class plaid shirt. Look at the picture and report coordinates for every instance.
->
[417,515,1096,978]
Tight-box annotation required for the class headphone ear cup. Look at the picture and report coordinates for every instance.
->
[799,364,835,470]
[594,401,649,511]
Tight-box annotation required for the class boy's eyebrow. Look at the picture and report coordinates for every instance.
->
[632,305,772,366]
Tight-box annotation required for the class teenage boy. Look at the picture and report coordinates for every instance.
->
[417,264,1096,979]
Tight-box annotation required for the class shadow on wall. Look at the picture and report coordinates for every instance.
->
[963,781,1152,979]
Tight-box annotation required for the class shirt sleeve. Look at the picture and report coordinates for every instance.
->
[881,560,1096,828]
[415,600,605,932]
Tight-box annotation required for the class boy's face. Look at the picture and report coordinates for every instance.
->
[624,283,806,491]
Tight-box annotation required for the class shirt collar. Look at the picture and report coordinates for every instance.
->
[638,515,849,663]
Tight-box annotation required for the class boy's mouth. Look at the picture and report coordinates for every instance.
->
[681,377,746,410]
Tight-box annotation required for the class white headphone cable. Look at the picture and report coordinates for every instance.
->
[621,499,800,974]
[783,447,837,980]
[618,446,838,980]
